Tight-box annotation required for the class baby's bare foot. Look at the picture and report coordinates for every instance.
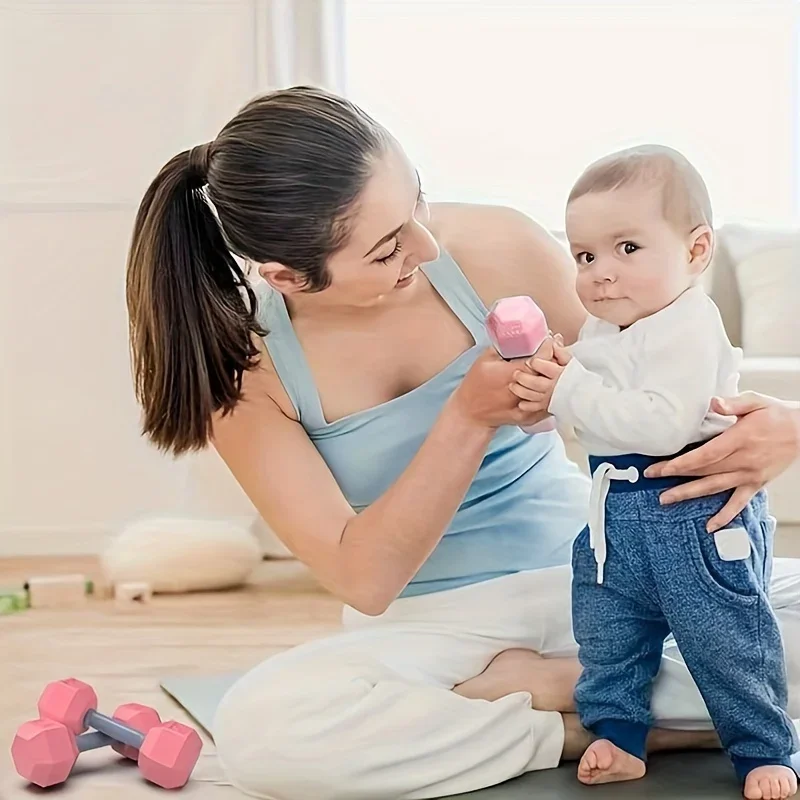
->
[577,739,646,785]
[743,765,797,800]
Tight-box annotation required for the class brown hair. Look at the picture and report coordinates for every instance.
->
[567,144,713,230]
[126,86,390,456]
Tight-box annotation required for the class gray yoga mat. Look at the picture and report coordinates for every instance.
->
[161,673,799,799]
[161,672,239,736]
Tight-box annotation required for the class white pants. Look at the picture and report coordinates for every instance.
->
[214,559,800,800]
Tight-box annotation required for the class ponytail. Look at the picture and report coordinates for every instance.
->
[127,86,391,453]
[125,143,265,456]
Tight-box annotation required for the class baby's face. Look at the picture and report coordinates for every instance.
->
[566,184,706,328]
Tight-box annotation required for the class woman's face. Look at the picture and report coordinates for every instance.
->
[311,141,440,307]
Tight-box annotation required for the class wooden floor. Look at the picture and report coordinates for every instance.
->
[4,537,799,799]
[0,556,342,799]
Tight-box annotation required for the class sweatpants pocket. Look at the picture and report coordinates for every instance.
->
[683,518,760,607]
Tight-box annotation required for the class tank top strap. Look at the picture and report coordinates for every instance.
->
[253,281,329,429]
[421,249,490,345]
[252,248,492,432]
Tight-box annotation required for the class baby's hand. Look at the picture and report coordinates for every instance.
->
[509,342,572,413]
[533,336,556,363]
[530,332,563,364]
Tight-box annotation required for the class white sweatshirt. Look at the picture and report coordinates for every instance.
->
[549,285,742,457]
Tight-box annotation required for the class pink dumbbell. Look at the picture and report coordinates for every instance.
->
[486,295,557,435]
[11,678,202,790]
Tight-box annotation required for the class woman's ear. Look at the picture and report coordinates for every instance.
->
[258,261,307,295]
[688,225,714,276]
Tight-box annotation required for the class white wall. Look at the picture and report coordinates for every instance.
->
[0,0,274,555]
[345,0,799,230]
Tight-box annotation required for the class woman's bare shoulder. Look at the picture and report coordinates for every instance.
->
[428,202,586,343]
[227,334,299,423]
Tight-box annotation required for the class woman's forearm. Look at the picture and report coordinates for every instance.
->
[339,397,495,614]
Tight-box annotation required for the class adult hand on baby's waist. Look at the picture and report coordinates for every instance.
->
[644,392,800,532]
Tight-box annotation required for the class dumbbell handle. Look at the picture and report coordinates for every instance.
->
[83,709,145,750]
[77,730,115,752]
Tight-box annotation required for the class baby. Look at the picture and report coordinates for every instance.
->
[512,145,798,798]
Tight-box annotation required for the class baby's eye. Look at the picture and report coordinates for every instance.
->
[621,242,640,255]
[576,252,594,265]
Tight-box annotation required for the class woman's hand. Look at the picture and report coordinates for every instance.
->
[644,392,800,532]
[510,342,572,414]
[448,347,551,430]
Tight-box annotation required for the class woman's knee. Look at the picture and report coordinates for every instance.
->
[213,654,392,800]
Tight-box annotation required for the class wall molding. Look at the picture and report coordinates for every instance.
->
[0,525,114,557]
[0,202,138,214]
[0,520,295,559]
[1,522,796,559]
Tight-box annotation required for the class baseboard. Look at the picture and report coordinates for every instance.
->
[0,525,114,557]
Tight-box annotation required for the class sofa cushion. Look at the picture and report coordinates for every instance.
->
[701,233,742,348]
[726,223,800,357]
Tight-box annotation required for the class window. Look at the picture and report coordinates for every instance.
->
[343,0,799,230]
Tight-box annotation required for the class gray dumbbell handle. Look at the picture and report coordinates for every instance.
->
[83,709,146,749]
[77,731,115,752]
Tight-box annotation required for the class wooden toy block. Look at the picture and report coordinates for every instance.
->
[0,594,25,615]
[85,578,113,600]
[0,588,28,615]
[25,575,88,609]
[114,582,152,608]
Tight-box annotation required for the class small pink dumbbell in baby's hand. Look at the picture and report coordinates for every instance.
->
[486,296,557,435]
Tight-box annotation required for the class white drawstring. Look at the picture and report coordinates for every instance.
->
[588,464,639,584]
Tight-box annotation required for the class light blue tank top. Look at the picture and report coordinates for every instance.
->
[257,250,590,597]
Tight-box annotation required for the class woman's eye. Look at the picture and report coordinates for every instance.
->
[621,242,640,255]
[377,241,402,264]
[576,252,594,265]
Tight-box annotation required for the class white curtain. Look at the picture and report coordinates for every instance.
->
[255,0,345,92]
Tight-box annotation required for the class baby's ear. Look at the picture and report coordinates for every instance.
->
[688,224,714,275]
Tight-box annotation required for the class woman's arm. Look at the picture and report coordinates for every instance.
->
[212,344,546,615]
[431,203,587,344]
[645,392,800,531]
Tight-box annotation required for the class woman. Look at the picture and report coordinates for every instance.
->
[126,86,800,799]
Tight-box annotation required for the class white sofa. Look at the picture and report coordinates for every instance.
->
[556,221,800,555]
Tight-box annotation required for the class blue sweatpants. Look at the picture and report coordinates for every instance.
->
[572,451,798,783]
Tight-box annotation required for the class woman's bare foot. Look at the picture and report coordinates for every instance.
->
[577,739,646,785]
[453,649,581,712]
[454,650,544,702]
[743,765,797,800]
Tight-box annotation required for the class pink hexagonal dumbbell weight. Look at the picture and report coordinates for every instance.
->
[11,719,80,787]
[111,703,163,761]
[13,678,202,790]
[486,295,550,360]
[485,295,557,435]
[138,720,204,789]
[12,719,118,788]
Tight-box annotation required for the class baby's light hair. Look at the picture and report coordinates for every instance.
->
[568,144,713,231]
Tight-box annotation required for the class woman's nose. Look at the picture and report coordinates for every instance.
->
[408,217,440,265]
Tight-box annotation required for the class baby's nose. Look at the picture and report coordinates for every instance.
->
[592,260,617,283]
